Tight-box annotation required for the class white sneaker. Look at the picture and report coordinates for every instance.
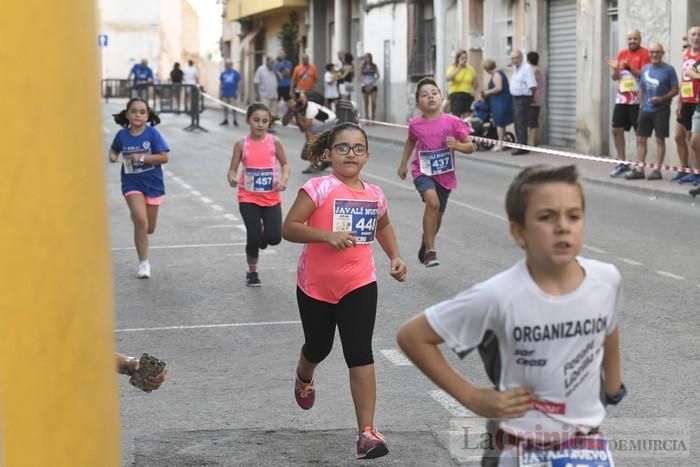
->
[490,144,503,152]
[137,261,151,279]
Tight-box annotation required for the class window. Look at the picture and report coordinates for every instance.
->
[408,0,436,80]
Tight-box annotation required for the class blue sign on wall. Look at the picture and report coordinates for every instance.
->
[98,34,108,47]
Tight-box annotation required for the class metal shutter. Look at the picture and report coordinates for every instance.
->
[547,0,577,147]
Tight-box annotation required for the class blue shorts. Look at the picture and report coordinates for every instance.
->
[413,175,451,212]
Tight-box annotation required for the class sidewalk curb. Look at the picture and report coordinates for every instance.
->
[366,133,697,205]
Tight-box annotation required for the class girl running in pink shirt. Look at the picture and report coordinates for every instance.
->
[227,103,289,286]
[397,78,474,267]
[282,122,407,460]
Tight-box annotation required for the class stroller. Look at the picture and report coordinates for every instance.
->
[464,100,515,152]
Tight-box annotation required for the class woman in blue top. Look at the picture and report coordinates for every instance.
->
[481,59,514,152]
[109,98,170,279]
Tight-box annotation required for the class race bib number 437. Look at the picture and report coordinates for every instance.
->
[419,147,454,176]
[332,199,379,243]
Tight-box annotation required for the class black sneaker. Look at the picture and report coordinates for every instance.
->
[647,169,662,180]
[624,168,645,180]
[302,164,321,174]
[690,186,700,198]
[233,120,239,127]
[246,271,262,287]
[511,149,529,156]
[219,120,229,126]
[418,242,425,264]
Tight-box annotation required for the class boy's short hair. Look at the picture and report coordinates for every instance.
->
[414,77,441,101]
[325,63,334,72]
[505,164,585,225]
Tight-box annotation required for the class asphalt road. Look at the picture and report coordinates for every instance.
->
[103,101,699,466]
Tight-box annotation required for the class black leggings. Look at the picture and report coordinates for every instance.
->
[238,202,282,263]
[297,282,377,368]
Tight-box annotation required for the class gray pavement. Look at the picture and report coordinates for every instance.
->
[105,102,699,467]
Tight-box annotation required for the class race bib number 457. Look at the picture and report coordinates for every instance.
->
[419,147,454,176]
[332,199,379,243]
[244,168,274,192]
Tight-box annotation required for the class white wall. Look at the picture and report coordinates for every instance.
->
[362,2,408,123]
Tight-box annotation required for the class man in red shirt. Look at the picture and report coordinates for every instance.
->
[673,26,700,183]
[292,54,319,92]
[607,29,650,177]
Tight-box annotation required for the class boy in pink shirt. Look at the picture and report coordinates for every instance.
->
[282,122,407,460]
[397,78,474,267]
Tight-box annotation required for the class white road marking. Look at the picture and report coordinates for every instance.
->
[199,196,213,204]
[116,320,301,333]
[112,242,247,251]
[181,183,192,189]
[582,244,607,254]
[617,257,643,266]
[235,225,247,232]
[190,190,202,196]
[656,270,685,280]
[380,349,413,366]
[362,172,507,221]
[211,205,224,211]
[102,126,110,133]
[224,213,238,221]
[429,390,475,418]
[172,176,184,184]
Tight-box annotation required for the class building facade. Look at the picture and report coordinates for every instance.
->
[223,0,699,165]
[98,0,200,83]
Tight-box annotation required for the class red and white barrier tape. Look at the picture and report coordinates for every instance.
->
[358,117,700,176]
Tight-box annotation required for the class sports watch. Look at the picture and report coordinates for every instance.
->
[605,383,627,405]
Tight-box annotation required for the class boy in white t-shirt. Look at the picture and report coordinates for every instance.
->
[397,165,626,467]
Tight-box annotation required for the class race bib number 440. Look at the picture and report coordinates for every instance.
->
[419,147,454,176]
[518,436,614,467]
[244,168,274,192]
[332,199,379,243]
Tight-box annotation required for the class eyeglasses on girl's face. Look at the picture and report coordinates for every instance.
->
[330,143,368,156]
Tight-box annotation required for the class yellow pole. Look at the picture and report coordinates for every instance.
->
[0,1,120,466]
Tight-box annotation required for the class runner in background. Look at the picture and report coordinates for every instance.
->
[397,78,474,268]
[109,98,170,279]
[227,103,289,286]
[282,123,406,460]
[398,165,626,467]
[673,26,700,184]
[607,29,650,178]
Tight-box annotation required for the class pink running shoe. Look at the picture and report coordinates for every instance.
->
[356,426,389,459]
[294,371,315,410]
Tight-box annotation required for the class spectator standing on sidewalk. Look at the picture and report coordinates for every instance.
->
[338,52,355,101]
[254,57,279,115]
[128,58,153,100]
[275,50,294,104]
[324,63,340,109]
[683,53,700,187]
[607,29,650,178]
[169,62,184,113]
[446,49,478,118]
[219,59,241,126]
[526,52,545,147]
[183,59,199,86]
[360,53,380,122]
[625,43,678,181]
[509,50,537,155]
[292,54,319,93]
[481,59,513,152]
[673,26,700,183]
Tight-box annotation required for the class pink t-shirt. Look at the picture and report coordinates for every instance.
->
[408,113,471,190]
[297,174,388,304]
[238,134,281,206]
